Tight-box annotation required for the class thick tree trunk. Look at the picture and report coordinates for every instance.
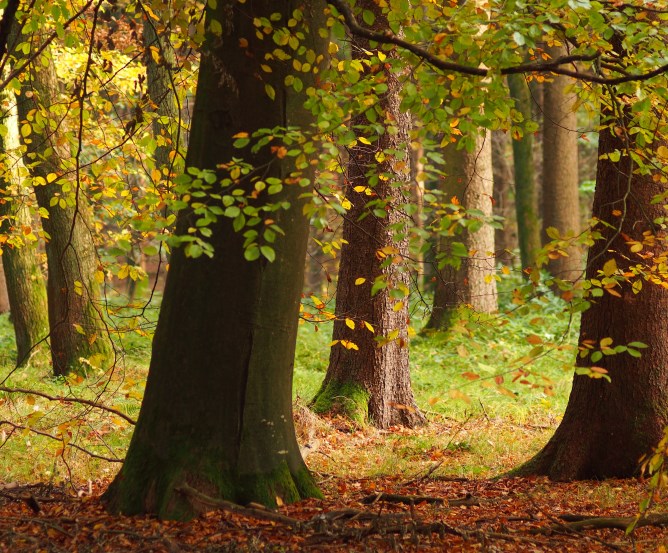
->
[542,47,582,281]
[12,36,113,375]
[104,1,323,519]
[426,131,497,329]
[312,2,424,429]
[519,115,668,479]
[491,130,517,265]
[508,74,541,271]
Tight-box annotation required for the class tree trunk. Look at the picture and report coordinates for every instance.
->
[0,75,50,366]
[426,131,497,329]
[542,46,582,281]
[104,1,323,519]
[508,74,541,271]
[519,113,668,479]
[0,195,49,366]
[311,2,425,429]
[12,33,113,375]
[491,130,517,265]
[143,14,183,174]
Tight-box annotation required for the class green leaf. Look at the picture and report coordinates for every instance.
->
[260,245,276,262]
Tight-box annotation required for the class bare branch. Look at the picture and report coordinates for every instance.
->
[0,386,136,425]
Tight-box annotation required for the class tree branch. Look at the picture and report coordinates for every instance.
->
[0,386,136,425]
[326,0,668,85]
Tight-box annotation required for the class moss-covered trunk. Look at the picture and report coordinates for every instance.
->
[508,74,541,271]
[0,87,49,366]
[312,1,424,429]
[426,130,497,329]
[12,31,112,375]
[542,46,582,282]
[104,0,323,519]
[518,114,668,479]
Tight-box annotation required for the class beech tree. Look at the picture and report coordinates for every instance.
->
[104,0,325,518]
[426,131,497,329]
[312,0,424,429]
[542,45,582,282]
[11,25,113,376]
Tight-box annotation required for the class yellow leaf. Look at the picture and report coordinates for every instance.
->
[345,318,355,329]
[355,277,366,285]
[393,301,404,312]
[358,136,371,145]
[20,123,31,137]
[364,321,374,332]
[73,324,85,335]
[602,258,617,277]
[46,172,57,183]
[341,198,352,210]
[310,295,325,309]
[328,42,339,54]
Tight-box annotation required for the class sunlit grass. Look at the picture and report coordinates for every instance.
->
[0,280,579,484]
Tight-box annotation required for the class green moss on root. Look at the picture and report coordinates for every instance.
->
[311,380,370,425]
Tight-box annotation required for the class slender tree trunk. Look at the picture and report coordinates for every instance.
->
[0,260,8,313]
[104,1,324,519]
[519,111,668,479]
[542,46,582,281]
[491,130,517,265]
[508,74,541,270]
[0,78,50,365]
[426,131,497,329]
[312,1,424,429]
[143,14,183,174]
[12,32,113,375]
[0,195,49,365]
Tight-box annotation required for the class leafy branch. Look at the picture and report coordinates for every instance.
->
[326,0,668,85]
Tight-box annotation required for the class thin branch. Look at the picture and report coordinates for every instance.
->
[0,420,123,463]
[0,386,136,425]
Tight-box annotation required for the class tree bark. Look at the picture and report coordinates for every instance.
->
[508,74,541,271]
[519,111,668,479]
[312,1,425,429]
[104,0,324,519]
[491,130,517,265]
[12,31,113,375]
[0,72,50,366]
[542,46,582,281]
[426,131,497,329]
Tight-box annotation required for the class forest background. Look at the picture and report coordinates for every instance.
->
[0,0,668,551]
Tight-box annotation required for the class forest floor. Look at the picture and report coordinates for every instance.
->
[1,416,667,552]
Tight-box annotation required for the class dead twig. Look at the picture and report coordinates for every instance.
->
[360,491,480,507]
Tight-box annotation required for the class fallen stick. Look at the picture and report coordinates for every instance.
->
[555,512,668,531]
[360,492,480,507]
[174,484,302,528]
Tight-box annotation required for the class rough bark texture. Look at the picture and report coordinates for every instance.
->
[0,195,49,365]
[427,131,497,329]
[508,74,541,270]
[519,116,668,480]
[0,75,50,365]
[12,34,112,375]
[104,1,323,519]
[491,130,517,265]
[312,1,424,429]
[143,15,182,174]
[542,47,582,281]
